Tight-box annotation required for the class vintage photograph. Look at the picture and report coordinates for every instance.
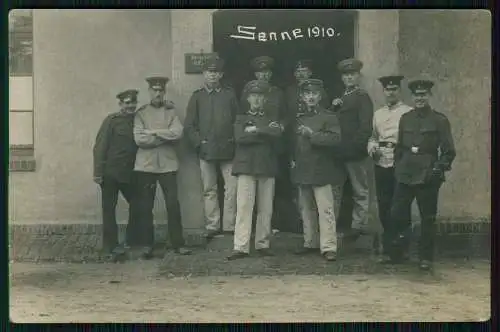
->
[8,9,491,322]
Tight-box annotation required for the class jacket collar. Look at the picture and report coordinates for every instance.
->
[204,84,222,93]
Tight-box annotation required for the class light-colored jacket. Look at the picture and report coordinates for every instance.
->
[133,102,183,174]
[367,101,412,168]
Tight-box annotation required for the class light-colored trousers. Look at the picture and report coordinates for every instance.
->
[233,175,275,253]
[199,159,237,232]
[345,157,370,231]
[298,184,338,253]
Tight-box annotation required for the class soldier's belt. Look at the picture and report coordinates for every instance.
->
[407,146,437,155]
[379,142,396,148]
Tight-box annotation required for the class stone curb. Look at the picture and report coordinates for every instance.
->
[8,221,491,262]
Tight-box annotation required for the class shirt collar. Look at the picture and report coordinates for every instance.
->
[344,86,359,96]
[387,101,403,110]
[204,84,222,93]
[248,108,264,116]
[415,105,432,117]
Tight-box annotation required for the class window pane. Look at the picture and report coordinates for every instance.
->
[9,111,33,146]
[9,76,33,111]
[9,32,33,76]
[9,10,32,76]
[9,9,32,32]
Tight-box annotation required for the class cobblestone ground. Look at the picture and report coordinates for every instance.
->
[9,235,491,323]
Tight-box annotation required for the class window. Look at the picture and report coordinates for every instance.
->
[9,9,35,171]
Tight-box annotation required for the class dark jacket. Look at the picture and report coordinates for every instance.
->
[284,83,330,155]
[184,85,239,161]
[333,88,374,161]
[394,107,456,185]
[93,111,138,183]
[232,111,283,177]
[291,106,346,186]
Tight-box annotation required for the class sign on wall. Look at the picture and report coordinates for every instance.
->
[184,53,218,74]
[228,24,341,42]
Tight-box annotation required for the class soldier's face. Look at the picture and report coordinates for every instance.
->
[384,86,401,105]
[119,100,138,114]
[203,70,223,84]
[255,70,272,82]
[341,72,360,87]
[247,93,266,109]
[301,90,322,107]
[412,90,430,108]
[294,68,312,81]
[149,88,165,104]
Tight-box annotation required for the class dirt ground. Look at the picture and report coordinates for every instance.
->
[10,255,491,323]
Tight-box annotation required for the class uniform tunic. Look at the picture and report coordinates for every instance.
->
[334,88,374,161]
[93,111,138,183]
[367,101,413,168]
[232,111,282,177]
[291,106,345,186]
[184,85,239,161]
[394,106,456,185]
[133,102,183,174]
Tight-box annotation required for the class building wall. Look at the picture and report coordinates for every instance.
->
[398,10,491,219]
[9,9,490,230]
[9,9,175,224]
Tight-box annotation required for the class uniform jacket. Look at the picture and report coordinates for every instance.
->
[232,110,283,177]
[93,111,138,183]
[333,88,374,161]
[394,106,456,185]
[367,102,412,168]
[283,83,330,155]
[290,106,346,186]
[133,102,183,174]
[184,85,239,161]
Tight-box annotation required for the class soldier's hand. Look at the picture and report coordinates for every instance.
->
[93,176,103,185]
[332,98,343,107]
[245,126,258,133]
[290,160,296,168]
[372,148,383,162]
[302,126,314,136]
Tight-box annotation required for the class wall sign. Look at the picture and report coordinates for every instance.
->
[185,53,217,74]
[229,25,341,42]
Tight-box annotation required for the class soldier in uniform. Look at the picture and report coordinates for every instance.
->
[279,60,331,233]
[388,78,456,270]
[367,75,412,261]
[245,55,287,232]
[184,56,239,239]
[245,56,286,120]
[331,58,374,242]
[93,89,139,261]
[227,80,284,260]
[291,79,345,261]
[133,76,191,258]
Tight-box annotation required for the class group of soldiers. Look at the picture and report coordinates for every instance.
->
[93,54,456,271]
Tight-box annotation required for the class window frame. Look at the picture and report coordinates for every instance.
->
[9,9,35,171]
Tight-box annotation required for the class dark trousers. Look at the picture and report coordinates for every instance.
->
[374,165,397,254]
[272,154,301,233]
[100,176,137,250]
[337,180,354,232]
[135,171,185,248]
[389,180,442,261]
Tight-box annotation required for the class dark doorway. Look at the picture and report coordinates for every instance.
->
[213,9,356,99]
[213,9,357,233]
